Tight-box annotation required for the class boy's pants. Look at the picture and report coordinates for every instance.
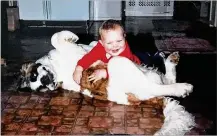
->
[135,51,165,73]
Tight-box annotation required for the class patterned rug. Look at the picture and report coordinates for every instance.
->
[155,37,216,53]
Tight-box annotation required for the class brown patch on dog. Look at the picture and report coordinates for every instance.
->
[126,93,164,109]
[20,63,34,77]
[141,97,165,110]
[169,52,180,64]
[80,64,108,101]
[126,93,141,105]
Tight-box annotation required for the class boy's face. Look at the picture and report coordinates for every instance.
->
[100,27,126,56]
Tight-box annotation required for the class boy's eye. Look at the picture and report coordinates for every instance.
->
[117,40,122,42]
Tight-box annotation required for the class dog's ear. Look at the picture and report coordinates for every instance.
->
[20,62,35,74]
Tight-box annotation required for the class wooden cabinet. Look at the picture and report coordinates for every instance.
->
[18,0,89,21]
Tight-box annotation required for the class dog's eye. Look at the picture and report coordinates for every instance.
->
[43,67,46,71]
[33,74,37,77]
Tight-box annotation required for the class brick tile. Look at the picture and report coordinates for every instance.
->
[36,132,52,135]
[62,118,75,125]
[34,104,47,109]
[142,107,158,117]
[81,105,95,111]
[110,105,125,112]
[88,117,113,128]
[64,105,80,111]
[20,102,36,109]
[38,97,50,104]
[29,95,40,102]
[1,102,6,110]
[25,117,39,123]
[95,107,109,112]
[8,96,29,104]
[62,110,77,118]
[54,125,72,132]
[49,97,70,106]
[82,96,93,105]
[13,116,26,123]
[1,114,14,124]
[126,127,145,134]
[4,123,21,131]
[70,99,81,104]
[113,118,124,127]
[94,111,109,116]
[31,109,47,116]
[93,99,114,107]
[38,116,62,126]
[139,104,154,108]
[5,103,20,109]
[37,125,54,132]
[110,111,124,118]
[90,128,108,135]
[127,119,138,127]
[126,106,141,112]
[78,111,94,118]
[2,95,10,102]
[2,108,16,114]
[48,109,63,115]
[139,118,163,129]
[16,109,32,117]
[67,92,82,98]
[20,123,38,131]
[75,118,88,126]
[52,132,71,135]
[1,131,17,135]
[72,126,89,134]
[144,128,159,135]
[126,112,142,119]
[17,131,36,135]
[109,127,125,134]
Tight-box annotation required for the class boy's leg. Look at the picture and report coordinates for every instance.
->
[152,51,166,74]
[134,52,151,66]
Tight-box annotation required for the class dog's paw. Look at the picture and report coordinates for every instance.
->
[173,83,193,98]
[82,89,93,98]
[166,51,180,65]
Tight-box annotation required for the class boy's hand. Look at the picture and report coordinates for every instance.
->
[88,69,107,83]
[73,66,83,84]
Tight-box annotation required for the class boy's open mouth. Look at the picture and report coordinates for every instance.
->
[111,49,119,53]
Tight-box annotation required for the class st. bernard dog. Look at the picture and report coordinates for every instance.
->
[19,30,193,105]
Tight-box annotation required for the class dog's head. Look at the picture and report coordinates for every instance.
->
[19,62,57,92]
[52,30,79,46]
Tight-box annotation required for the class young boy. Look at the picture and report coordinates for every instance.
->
[73,19,141,84]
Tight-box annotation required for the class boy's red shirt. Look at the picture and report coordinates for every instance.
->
[77,41,141,77]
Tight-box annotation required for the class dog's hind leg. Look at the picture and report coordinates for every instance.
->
[107,56,193,100]
[163,52,180,84]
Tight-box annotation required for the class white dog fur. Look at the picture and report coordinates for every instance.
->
[24,30,194,103]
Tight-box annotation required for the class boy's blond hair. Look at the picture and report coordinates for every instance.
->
[99,19,125,39]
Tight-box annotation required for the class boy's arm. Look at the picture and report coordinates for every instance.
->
[131,54,141,65]
[77,42,102,69]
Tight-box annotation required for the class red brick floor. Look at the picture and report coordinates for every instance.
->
[1,90,212,135]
